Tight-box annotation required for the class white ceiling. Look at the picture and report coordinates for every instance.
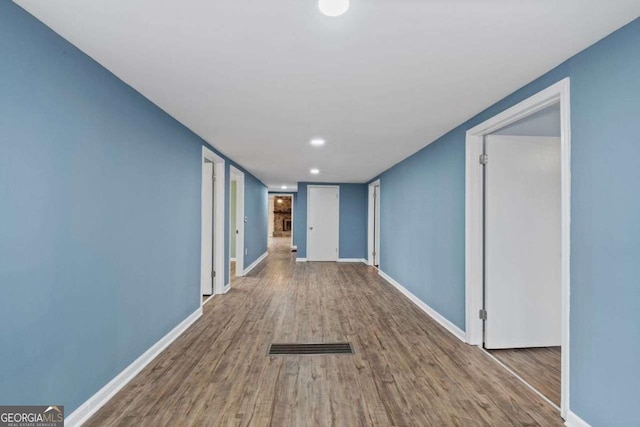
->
[15,0,640,191]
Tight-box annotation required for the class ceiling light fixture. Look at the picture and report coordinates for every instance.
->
[310,168,320,175]
[281,185,288,190]
[310,138,326,147]
[318,0,350,17]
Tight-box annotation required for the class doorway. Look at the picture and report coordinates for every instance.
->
[201,146,226,302]
[484,132,562,407]
[307,185,339,261]
[465,79,571,417]
[268,194,294,249]
[229,166,245,279]
[367,180,381,268]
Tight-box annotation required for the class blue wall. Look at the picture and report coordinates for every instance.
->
[568,20,640,426]
[294,183,367,260]
[293,187,307,254]
[241,173,268,267]
[372,18,640,425]
[228,171,268,268]
[377,130,467,328]
[0,1,266,414]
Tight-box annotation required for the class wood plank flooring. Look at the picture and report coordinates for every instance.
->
[87,237,562,426]
[488,347,561,407]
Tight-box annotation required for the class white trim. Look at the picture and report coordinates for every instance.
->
[466,80,568,136]
[465,132,484,345]
[559,80,572,419]
[201,146,226,300]
[464,77,571,418]
[367,180,381,266]
[242,251,268,275]
[296,258,308,262]
[306,185,340,262]
[378,270,466,342]
[230,166,245,278]
[565,411,591,427]
[222,283,231,294]
[290,196,295,250]
[65,307,202,427]
[338,258,367,263]
[230,257,237,262]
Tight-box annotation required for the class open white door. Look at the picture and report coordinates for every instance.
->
[201,162,214,296]
[307,186,339,261]
[484,135,561,349]
[230,166,245,277]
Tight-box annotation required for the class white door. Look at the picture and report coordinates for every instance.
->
[229,168,245,277]
[374,185,381,267]
[484,135,561,349]
[201,162,214,295]
[307,186,339,261]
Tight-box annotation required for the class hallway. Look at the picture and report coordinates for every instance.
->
[87,239,562,426]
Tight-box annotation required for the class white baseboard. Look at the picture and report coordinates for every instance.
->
[242,251,268,275]
[230,257,237,262]
[296,258,307,262]
[338,258,367,263]
[291,245,297,250]
[378,270,466,342]
[565,411,591,427]
[223,283,231,293]
[65,307,202,426]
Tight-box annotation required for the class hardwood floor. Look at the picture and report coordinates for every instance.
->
[87,237,562,426]
[488,347,561,407]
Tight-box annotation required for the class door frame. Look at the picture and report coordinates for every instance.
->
[306,185,340,261]
[229,166,245,278]
[367,179,381,266]
[464,78,571,417]
[270,193,295,249]
[201,146,226,301]
[268,196,275,238]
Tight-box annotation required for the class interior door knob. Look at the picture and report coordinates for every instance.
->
[309,227,313,230]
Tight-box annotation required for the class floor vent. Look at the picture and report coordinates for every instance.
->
[268,343,354,356]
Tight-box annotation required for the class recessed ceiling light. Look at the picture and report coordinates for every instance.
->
[310,138,326,147]
[310,168,320,175]
[281,185,288,189]
[318,0,350,17]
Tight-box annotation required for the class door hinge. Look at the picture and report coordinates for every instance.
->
[212,270,216,278]
[479,154,488,165]
[479,309,487,320]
